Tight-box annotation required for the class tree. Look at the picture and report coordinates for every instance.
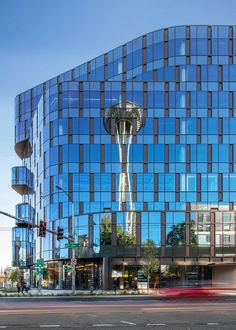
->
[116,230,136,246]
[166,220,197,246]
[100,214,136,246]
[100,215,112,245]
[8,268,22,284]
[142,240,160,292]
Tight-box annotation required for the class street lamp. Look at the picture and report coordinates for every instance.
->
[56,185,76,294]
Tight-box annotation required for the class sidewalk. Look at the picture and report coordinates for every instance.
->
[1,287,236,297]
[0,288,144,297]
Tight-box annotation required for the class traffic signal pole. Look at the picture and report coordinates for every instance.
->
[38,236,42,294]
[0,210,72,240]
[0,210,74,294]
[0,208,113,294]
[56,185,76,294]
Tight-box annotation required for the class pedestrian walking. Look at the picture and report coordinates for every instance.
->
[21,280,26,294]
[16,281,21,295]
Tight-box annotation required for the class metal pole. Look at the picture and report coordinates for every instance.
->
[55,185,76,294]
[0,210,71,240]
[38,193,43,294]
[71,200,76,294]
[38,236,42,294]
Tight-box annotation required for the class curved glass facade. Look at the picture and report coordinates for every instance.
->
[15,203,35,225]
[12,227,34,267]
[12,25,236,289]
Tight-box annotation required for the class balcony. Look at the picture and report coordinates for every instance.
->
[12,226,34,267]
[15,203,35,226]
[14,138,32,159]
[11,166,34,195]
[14,123,33,159]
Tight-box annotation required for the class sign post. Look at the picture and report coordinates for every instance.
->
[36,259,44,293]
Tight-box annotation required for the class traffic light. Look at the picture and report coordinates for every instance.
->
[57,226,64,240]
[39,220,47,237]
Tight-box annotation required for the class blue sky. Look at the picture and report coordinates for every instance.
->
[0,0,236,268]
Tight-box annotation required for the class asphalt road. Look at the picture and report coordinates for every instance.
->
[0,295,236,329]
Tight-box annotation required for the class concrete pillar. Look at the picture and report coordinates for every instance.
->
[212,265,236,288]
[179,266,186,286]
[210,211,216,257]
[102,257,112,290]
[58,261,63,290]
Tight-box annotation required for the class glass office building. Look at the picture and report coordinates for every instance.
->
[12,25,236,289]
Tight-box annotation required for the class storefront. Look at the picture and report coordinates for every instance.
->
[32,259,103,290]
[32,260,212,290]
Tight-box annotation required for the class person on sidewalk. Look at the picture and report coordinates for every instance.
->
[16,282,21,295]
[21,280,26,294]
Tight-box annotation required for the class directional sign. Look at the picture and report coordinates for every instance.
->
[64,265,72,271]
[65,243,81,248]
[36,265,44,269]
[36,259,44,277]
[36,258,44,266]
[36,267,43,276]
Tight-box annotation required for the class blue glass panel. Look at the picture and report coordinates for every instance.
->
[197,92,207,108]
[208,65,218,81]
[154,145,164,162]
[219,39,229,55]
[153,42,164,60]
[175,39,186,55]
[229,65,236,81]
[197,145,207,162]
[219,92,229,107]
[165,67,175,81]
[154,91,164,108]
[197,38,208,55]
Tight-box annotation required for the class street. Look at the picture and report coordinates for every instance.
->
[0,295,236,329]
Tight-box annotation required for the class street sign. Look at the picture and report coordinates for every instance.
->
[36,259,44,277]
[137,270,147,289]
[64,265,72,271]
[36,267,43,276]
[71,258,77,265]
[65,243,81,248]
[36,258,44,266]
[137,270,147,282]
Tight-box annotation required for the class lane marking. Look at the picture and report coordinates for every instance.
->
[147,324,166,326]
[92,325,113,327]
[207,323,219,326]
[120,321,136,325]
[40,326,60,328]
